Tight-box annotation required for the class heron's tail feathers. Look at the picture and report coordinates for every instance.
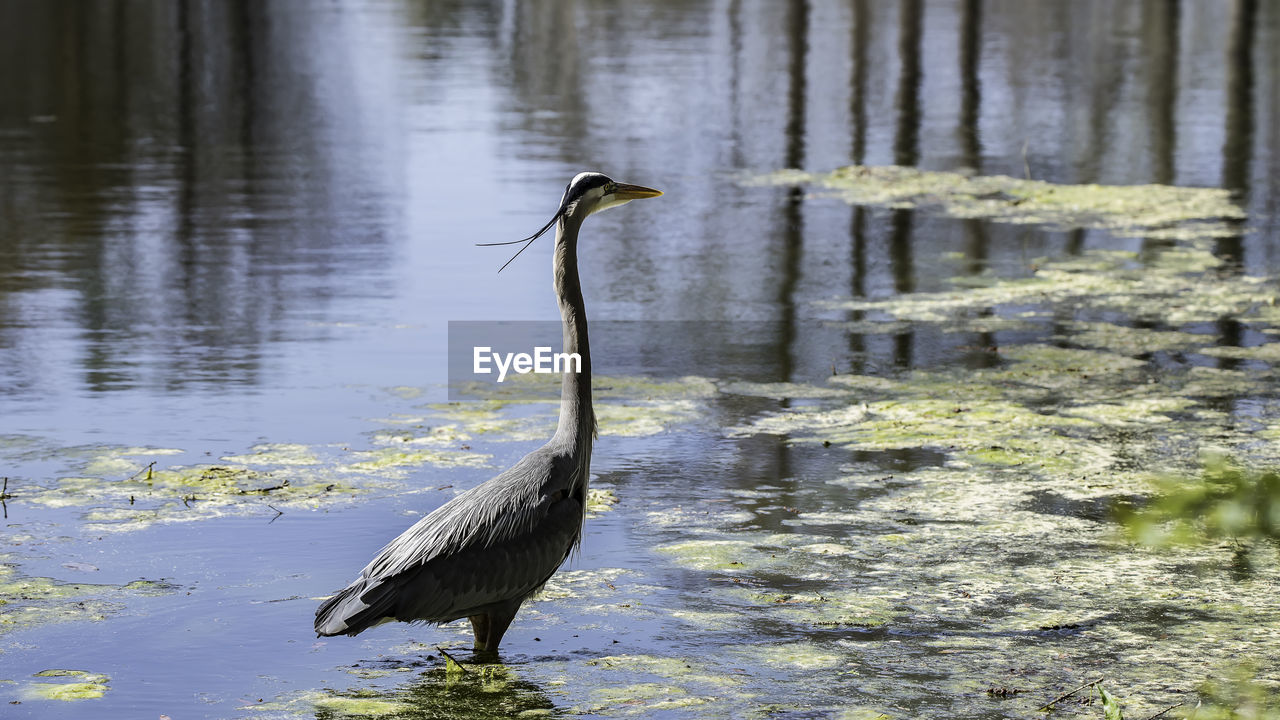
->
[314,576,398,637]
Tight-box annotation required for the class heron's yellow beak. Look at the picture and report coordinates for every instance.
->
[613,183,663,200]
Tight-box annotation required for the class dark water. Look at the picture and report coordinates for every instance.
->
[1,1,1279,718]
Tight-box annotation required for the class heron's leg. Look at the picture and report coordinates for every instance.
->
[480,600,522,653]
[468,614,491,650]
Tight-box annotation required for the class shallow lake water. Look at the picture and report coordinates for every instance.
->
[2,1,1280,718]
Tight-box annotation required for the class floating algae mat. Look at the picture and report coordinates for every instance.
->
[23,669,111,701]
[12,443,376,532]
[0,560,175,638]
[2,373,711,535]
[430,374,718,441]
[704,226,1280,712]
[752,165,1247,239]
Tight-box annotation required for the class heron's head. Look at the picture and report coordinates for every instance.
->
[480,172,662,272]
[557,172,664,220]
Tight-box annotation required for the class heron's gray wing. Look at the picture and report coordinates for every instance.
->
[388,489,583,622]
[364,448,581,578]
[315,448,585,635]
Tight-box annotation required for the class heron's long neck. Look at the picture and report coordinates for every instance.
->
[552,215,596,454]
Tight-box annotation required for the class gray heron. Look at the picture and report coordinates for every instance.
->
[315,172,662,653]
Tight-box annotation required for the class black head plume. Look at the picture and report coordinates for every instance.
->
[476,202,564,273]
[476,173,616,273]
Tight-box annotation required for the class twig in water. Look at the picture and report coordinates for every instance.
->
[1,477,9,519]
[238,480,290,495]
[129,462,157,482]
[436,646,469,674]
[1143,701,1186,720]
[266,505,284,524]
[1021,139,1032,180]
[1038,677,1105,712]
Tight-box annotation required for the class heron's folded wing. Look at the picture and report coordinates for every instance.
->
[385,491,584,622]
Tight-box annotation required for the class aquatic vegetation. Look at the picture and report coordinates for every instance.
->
[751,165,1245,238]
[339,448,490,476]
[21,458,366,532]
[533,568,630,602]
[1099,685,1125,720]
[718,381,853,400]
[257,663,557,719]
[1059,321,1208,356]
[3,432,488,533]
[819,244,1278,326]
[436,374,716,440]
[1118,461,1280,550]
[221,443,322,466]
[0,561,174,637]
[24,669,110,701]
[680,201,1280,715]
[310,693,415,717]
[1186,665,1280,720]
[585,486,619,516]
[727,642,846,671]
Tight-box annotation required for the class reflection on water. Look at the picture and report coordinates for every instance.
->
[2,0,1276,403]
[0,0,401,401]
[1,1,1279,718]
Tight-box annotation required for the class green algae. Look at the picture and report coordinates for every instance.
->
[1060,322,1208,356]
[436,374,717,440]
[633,445,1280,717]
[654,539,766,572]
[253,689,415,717]
[1199,343,1280,363]
[9,438,397,532]
[658,241,1280,716]
[0,561,175,637]
[719,381,853,400]
[565,654,751,717]
[312,695,415,716]
[340,447,491,476]
[24,669,110,701]
[586,487,619,516]
[752,165,1245,238]
[580,683,697,715]
[533,568,630,602]
[721,587,897,628]
[728,642,846,671]
[818,239,1277,331]
[221,443,321,466]
[262,662,558,719]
